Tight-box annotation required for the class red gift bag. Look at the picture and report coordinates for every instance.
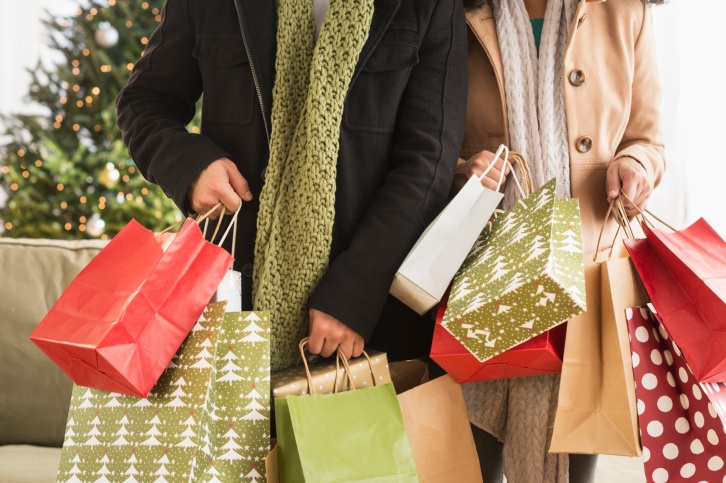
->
[627,305,726,482]
[30,217,233,397]
[625,219,726,382]
[430,290,566,384]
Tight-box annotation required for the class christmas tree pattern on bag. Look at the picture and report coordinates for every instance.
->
[56,302,272,483]
[443,179,586,362]
[192,311,271,483]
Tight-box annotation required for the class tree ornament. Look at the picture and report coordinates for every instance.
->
[86,213,106,237]
[99,162,120,187]
[95,22,119,48]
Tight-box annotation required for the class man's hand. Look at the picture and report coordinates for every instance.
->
[453,150,515,192]
[606,157,653,217]
[308,308,364,360]
[187,158,253,217]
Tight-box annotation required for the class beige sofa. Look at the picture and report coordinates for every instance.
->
[0,238,105,482]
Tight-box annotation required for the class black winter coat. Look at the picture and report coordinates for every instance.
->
[116,0,467,362]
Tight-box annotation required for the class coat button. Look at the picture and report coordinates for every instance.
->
[576,136,593,153]
[261,168,267,181]
[242,263,253,278]
[568,69,585,86]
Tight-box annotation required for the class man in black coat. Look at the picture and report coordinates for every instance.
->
[117,0,466,363]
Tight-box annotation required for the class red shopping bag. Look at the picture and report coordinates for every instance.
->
[430,290,566,384]
[30,217,233,397]
[627,305,726,482]
[625,219,726,382]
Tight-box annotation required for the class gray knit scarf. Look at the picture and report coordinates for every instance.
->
[494,0,578,208]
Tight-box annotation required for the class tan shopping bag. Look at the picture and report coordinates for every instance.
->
[398,375,483,483]
[389,360,430,394]
[265,446,279,483]
[550,240,647,456]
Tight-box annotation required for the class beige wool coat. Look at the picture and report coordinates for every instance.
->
[460,0,666,255]
[458,1,667,481]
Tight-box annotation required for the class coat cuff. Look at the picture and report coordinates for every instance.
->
[613,145,661,188]
[163,135,231,215]
[308,263,390,342]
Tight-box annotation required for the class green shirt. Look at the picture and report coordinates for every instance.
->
[531,18,544,57]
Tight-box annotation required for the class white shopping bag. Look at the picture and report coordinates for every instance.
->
[213,269,242,312]
[390,145,508,314]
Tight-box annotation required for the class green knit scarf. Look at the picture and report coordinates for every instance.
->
[253,0,375,372]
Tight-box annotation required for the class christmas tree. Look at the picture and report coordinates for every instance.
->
[0,0,189,240]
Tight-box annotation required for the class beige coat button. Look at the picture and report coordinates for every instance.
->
[569,69,585,86]
[576,136,593,153]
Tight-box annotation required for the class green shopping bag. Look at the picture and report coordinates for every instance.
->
[442,178,586,362]
[276,340,419,483]
[55,301,272,483]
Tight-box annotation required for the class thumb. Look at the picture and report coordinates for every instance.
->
[225,163,253,202]
[606,162,622,201]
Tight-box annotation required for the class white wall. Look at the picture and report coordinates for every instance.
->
[650,1,726,235]
[0,0,77,119]
[0,0,76,208]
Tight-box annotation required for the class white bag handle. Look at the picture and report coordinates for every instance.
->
[476,144,527,199]
[202,200,242,259]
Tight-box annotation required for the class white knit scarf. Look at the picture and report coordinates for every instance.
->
[493,0,579,209]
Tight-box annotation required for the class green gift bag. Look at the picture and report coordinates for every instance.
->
[55,301,272,483]
[442,178,587,362]
[276,340,419,483]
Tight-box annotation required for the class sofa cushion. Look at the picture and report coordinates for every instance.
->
[0,238,105,447]
[0,444,62,482]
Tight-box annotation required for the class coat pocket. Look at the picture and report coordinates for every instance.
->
[193,35,255,126]
[345,33,420,133]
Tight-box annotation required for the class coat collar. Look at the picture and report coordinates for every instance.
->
[465,0,599,85]
[465,5,509,144]
[465,5,501,75]
[233,0,400,107]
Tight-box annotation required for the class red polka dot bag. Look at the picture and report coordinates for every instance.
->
[627,305,726,483]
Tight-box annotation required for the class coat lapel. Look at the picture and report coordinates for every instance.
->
[233,0,276,126]
[466,5,509,144]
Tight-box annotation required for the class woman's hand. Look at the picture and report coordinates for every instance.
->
[453,150,515,192]
[606,157,653,217]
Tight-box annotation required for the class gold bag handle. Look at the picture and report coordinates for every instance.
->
[297,338,379,396]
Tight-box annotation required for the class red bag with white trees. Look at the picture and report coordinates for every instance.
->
[627,305,726,483]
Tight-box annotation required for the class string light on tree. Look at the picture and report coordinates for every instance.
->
[95,22,119,48]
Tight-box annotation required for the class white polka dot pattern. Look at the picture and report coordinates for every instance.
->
[627,306,726,482]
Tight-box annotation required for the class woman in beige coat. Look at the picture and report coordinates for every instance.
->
[455,0,666,481]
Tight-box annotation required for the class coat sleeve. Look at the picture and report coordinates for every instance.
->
[308,0,467,340]
[116,0,231,213]
[613,4,666,188]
